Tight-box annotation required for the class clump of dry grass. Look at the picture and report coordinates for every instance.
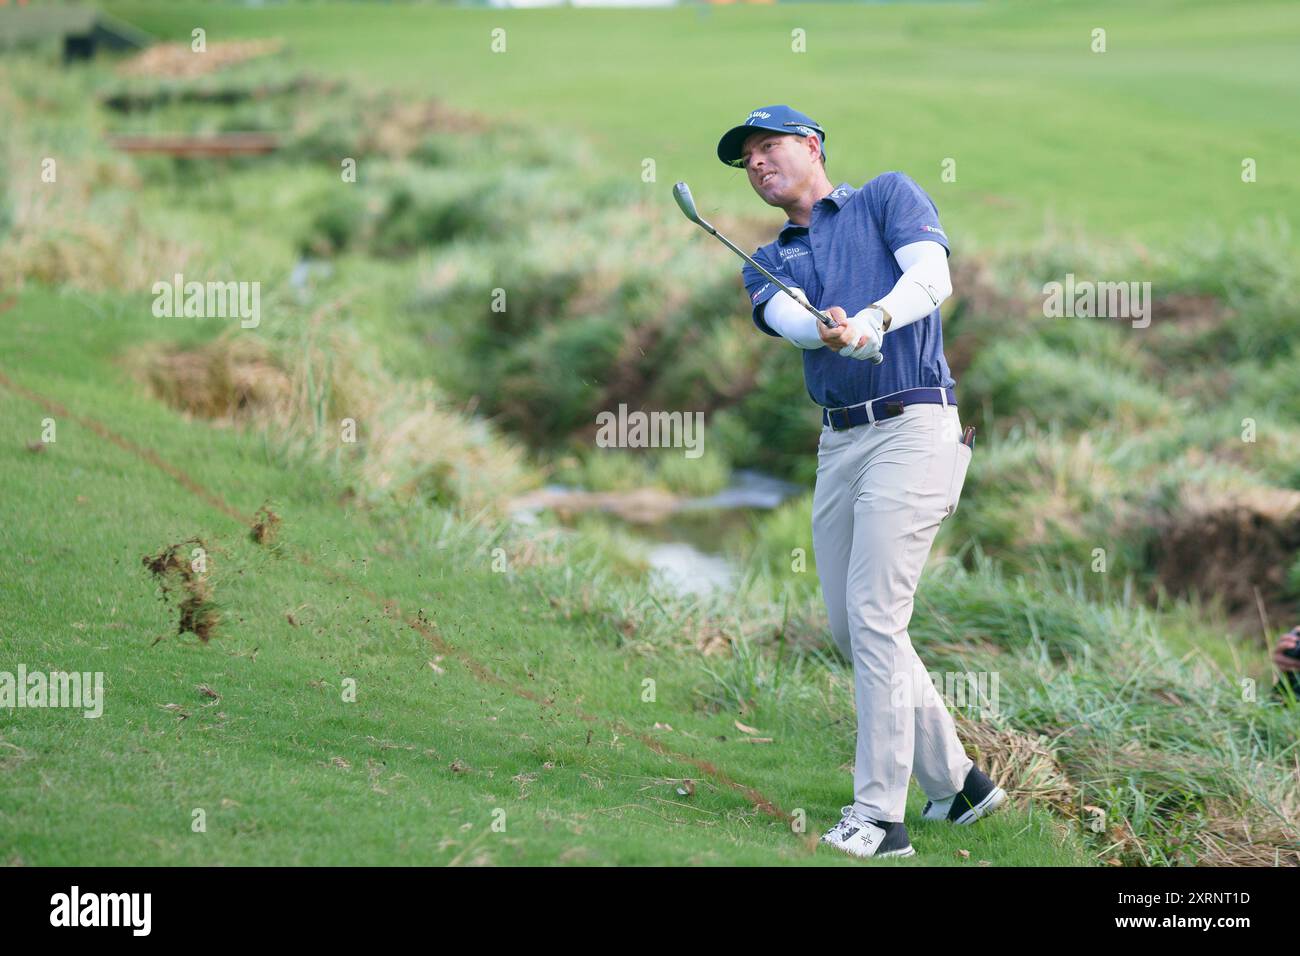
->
[126,323,539,514]
[116,39,286,79]
[0,216,195,293]
[1197,794,1300,866]
[357,383,537,513]
[0,70,196,293]
[128,336,294,422]
[955,711,1300,866]
[953,712,1081,822]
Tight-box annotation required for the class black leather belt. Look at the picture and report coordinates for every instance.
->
[822,387,957,431]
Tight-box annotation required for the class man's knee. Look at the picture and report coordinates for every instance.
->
[847,592,908,639]
[826,603,852,660]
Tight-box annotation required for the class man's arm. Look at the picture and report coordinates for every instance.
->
[869,239,952,333]
[830,240,953,359]
[758,288,824,349]
[741,249,804,340]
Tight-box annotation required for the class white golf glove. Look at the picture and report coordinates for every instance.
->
[837,306,885,361]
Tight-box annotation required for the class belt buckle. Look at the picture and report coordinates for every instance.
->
[828,407,851,431]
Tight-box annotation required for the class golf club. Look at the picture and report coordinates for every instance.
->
[672,181,884,365]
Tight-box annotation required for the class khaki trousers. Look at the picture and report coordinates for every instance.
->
[812,400,974,822]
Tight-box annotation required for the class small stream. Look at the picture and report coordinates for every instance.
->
[516,470,804,597]
[641,471,804,596]
[289,257,805,597]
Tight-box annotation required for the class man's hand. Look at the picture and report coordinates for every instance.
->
[818,305,884,361]
[1273,627,1300,672]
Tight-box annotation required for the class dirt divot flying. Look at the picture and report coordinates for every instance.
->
[0,367,792,828]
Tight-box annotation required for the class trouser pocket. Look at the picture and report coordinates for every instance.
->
[944,441,973,518]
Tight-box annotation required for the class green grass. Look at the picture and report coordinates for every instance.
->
[4,1,1299,867]
[0,288,1090,865]
[4,286,1295,866]
[108,0,1300,251]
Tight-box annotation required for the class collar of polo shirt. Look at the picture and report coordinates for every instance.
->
[778,182,857,242]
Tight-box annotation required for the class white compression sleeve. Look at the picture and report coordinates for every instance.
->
[872,240,953,333]
[760,289,825,349]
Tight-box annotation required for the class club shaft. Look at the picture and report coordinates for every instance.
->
[674,183,884,366]
[698,219,835,328]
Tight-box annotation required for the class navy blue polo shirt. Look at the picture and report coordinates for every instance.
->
[740,171,955,409]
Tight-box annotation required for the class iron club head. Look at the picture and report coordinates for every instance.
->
[672,181,704,226]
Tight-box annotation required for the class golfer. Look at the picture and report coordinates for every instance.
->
[716,105,1006,858]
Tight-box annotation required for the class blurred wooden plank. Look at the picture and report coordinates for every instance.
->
[105,133,281,157]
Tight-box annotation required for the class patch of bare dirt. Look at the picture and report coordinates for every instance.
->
[1149,483,1300,631]
[362,98,493,158]
[507,486,679,524]
[943,257,1037,381]
[1143,291,1236,380]
[116,39,285,79]
[1150,291,1233,334]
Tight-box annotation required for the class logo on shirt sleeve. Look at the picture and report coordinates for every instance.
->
[920,224,947,238]
[751,282,771,302]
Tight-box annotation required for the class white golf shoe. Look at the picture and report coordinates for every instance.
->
[819,806,916,859]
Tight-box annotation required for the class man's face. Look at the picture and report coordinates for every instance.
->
[740,130,819,206]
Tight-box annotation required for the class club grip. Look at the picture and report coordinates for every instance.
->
[815,309,886,365]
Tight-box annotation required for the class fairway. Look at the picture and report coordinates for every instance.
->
[2,0,1298,877]
[110,0,1300,250]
